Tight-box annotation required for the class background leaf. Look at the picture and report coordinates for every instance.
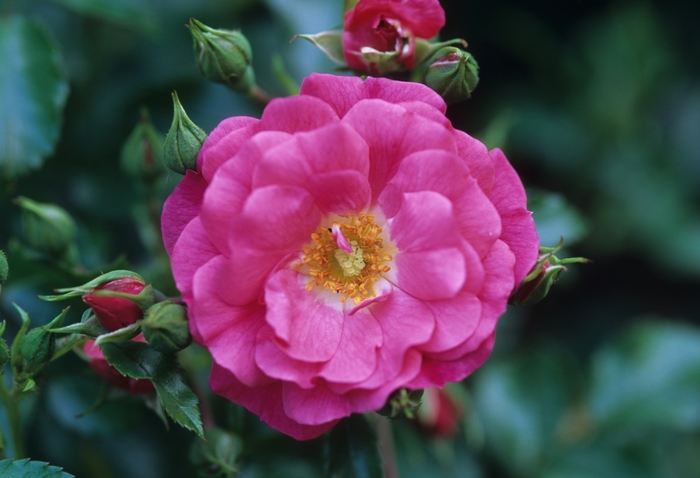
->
[0,15,69,180]
[0,458,74,478]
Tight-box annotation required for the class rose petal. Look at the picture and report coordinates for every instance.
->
[161,170,207,255]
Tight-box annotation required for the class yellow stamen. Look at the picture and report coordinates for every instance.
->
[302,213,392,305]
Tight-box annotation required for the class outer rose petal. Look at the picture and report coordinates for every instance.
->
[300,74,446,118]
[488,148,539,286]
[161,170,207,255]
[345,0,445,39]
[210,363,337,440]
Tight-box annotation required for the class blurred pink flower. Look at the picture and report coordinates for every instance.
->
[342,0,445,74]
[162,73,538,440]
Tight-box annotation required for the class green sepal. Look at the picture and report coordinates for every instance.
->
[46,311,107,337]
[141,301,191,353]
[90,283,155,311]
[376,388,424,420]
[10,304,31,375]
[100,341,204,438]
[295,31,345,65]
[40,270,145,301]
[412,37,467,71]
[325,414,384,478]
[94,322,141,346]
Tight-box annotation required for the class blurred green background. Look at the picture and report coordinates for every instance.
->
[1,0,699,476]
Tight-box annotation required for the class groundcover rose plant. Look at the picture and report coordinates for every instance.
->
[162,73,538,440]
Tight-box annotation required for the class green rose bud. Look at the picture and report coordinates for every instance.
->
[141,301,191,353]
[121,108,165,183]
[377,388,424,420]
[0,250,7,293]
[190,428,242,478]
[14,197,77,258]
[163,91,207,175]
[423,47,479,104]
[18,309,67,368]
[189,18,255,94]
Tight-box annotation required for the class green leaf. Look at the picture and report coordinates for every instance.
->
[100,341,203,437]
[0,458,74,478]
[325,414,384,478]
[589,320,700,432]
[0,16,69,180]
[472,346,577,477]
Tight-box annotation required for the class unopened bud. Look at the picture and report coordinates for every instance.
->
[189,18,255,93]
[163,92,207,175]
[190,428,242,478]
[509,260,563,306]
[423,47,479,104]
[377,388,424,420]
[142,301,191,353]
[19,308,67,368]
[14,197,76,258]
[121,108,165,183]
[84,276,150,332]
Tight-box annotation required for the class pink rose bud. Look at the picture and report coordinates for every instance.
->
[416,387,462,438]
[84,337,154,395]
[342,0,445,74]
[83,277,148,332]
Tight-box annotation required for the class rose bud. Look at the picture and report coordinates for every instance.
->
[415,387,462,438]
[83,276,151,332]
[141,301,192,353]
[189,19,255,94]
[14,196,77,259]
[19,308,67,369]
[163,92,207,175]
[377,388,424,420]
[342,0,445,74]
[120,108,165,184]
[422,47,479,104]
[83,337,155,395]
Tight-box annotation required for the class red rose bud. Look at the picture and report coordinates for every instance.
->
[14,197,77,259]
[163,91,207,175]
[84,338,154,395]
[83,277,150,332]
[416,387,462,438]
[189,19,255,94]
[342,0,445,74]
[422,47,479,104]
[120,108,165,184]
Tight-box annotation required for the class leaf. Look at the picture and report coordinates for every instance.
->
[589,320,700,432]
[325,414,384,478]
[100,341,204,437]
[0,16,69,180]
[0,458,74,478]
[296,31,346,65]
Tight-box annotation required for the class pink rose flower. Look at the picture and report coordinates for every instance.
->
[84,336,155,395]
[162,73,538,440]
[342,0,445,74]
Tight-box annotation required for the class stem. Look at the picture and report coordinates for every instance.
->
[247,85,273,106]
[0,381,25,458]
[375,415,399,478]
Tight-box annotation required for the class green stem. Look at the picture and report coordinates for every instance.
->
[0,381,25,458]
[247,85,273,106]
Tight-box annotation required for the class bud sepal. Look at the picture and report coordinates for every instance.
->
[163,91,207,175]
[141,301,192,353]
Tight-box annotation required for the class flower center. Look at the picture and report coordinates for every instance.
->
[302,213,392,305]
